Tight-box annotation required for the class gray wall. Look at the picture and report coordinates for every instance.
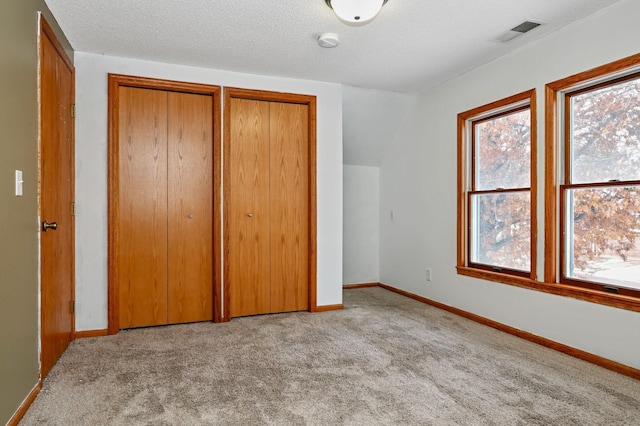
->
[0,2,72,423]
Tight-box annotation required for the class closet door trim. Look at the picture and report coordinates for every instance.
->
[107,74,222,334]
[223,87,318,320]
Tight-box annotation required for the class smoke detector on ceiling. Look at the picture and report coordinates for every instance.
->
[318,33,340,48]
[493,20,543,43]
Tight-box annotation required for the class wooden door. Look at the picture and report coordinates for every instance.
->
[227,98,272,317]
[40,19,75,378]
[117,87,169,329]
[269,103,309,312]
[115,86,214,329]
[226,96,310,318]
[167,92,213,323]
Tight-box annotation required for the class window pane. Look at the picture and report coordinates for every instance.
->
[475,109,530,190]
[571,76,640,184]
[565,186,640,290]
[470,191,530,271]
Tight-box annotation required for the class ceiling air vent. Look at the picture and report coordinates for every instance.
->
[511,21,541,33]
[493,20,543,43]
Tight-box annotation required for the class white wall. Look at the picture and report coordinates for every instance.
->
[74,53,343,331]
[342,85,417,166]
[380,0,640,369]
[343,165,380,284]
[341,86,415,285]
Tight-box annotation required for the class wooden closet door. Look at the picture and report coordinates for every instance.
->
[227,98,271,317]
[118,87,169,328]
[269,103,309,312]
[167,92,213,323]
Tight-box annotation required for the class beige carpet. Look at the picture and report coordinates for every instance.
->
[21,287,640,425]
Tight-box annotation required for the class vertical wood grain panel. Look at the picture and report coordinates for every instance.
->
[224,88,316,319]
[269,103,309,312]
[117,86,168,328]
[167,92,213,323]
[39,24,75,378]
[226,98,271,317]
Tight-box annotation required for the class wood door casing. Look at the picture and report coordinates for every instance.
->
[269,102,309,313]
[167,91,213,323]
[108,75,221,333]
[117,87,169,329]
[227,98,272,317]
[40,17,75,379]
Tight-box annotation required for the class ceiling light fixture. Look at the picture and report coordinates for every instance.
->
[325,0,388,25]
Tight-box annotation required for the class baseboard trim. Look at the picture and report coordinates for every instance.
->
[343,282,380,289]
[75,329,109,339]
[315,304,344,312]
[374,282,640,381]
[7,380,41,426]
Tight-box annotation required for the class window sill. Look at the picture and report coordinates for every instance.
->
[456,266,640,313]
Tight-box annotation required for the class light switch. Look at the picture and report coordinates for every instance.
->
[15,170,23,196]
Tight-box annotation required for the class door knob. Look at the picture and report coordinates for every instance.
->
[188,214,194,219]
[247,213,253,217]
[42,221,58,232]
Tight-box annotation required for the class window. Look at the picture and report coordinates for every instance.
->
[561,72,640,297]
[546,53,640,310]
[457,90,537,281]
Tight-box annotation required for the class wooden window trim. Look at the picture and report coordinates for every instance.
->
[457,89,537,281]
[456,266,640,312]
[544,52,640,311]
[456,54,640,313]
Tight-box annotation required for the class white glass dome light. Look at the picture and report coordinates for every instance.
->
[325,0,388,25]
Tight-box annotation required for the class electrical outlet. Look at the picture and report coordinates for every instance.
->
[426,268,432,281]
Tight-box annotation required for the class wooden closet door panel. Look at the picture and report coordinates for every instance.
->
[118,87,169,328]
[269,103,309,312]
[227,98,271,317]
[167,92,213,323]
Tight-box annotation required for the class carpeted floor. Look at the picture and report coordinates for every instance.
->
[21,287,640,425]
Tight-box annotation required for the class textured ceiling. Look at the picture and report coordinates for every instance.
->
[44,0,621,93]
